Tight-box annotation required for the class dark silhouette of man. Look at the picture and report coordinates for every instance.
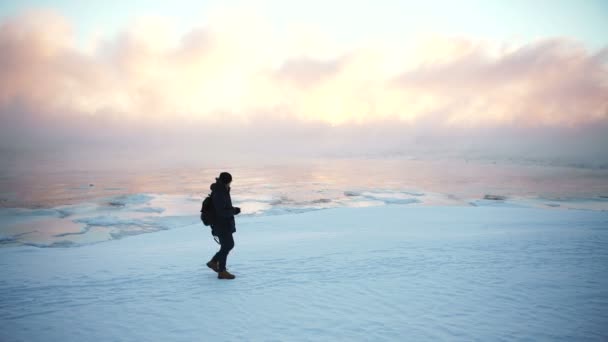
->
[207,172,241,279]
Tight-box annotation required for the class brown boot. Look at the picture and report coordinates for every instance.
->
[218,270,235,279]
[206,260,220,273]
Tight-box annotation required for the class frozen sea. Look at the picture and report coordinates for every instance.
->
[1,157,607,247]
[1,158,608,341]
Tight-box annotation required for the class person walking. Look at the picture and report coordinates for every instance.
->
[206,172,241,279]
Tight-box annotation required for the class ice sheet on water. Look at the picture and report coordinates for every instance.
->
[0,194,198,247]
[0,236,16,245]
[467,193,608,211]
[356,190,423,205]
[0,188,430,248]
[233,189,424,217]
[533,195,608,211]
[106,194,154,207]
[23,240,77,248]
[236,201,273,215]
[2,186,607,248]
[75,215,151,227]
[133,207,165,213]
[469,199,531,208]
[468,193,538,208]
[343,200,385,208]
[233,194,338,216]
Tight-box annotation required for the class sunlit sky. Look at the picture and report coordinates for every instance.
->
[2,0,607,48]
[0,1,607,162]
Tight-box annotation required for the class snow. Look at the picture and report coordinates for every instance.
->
[1,204,608,341]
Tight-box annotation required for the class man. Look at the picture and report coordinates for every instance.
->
[207,172,241,279]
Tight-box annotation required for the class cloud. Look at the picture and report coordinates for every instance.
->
[395,38,608,125]
[2,10,606,125]
[274,56,346,88]
[0,10,607,168]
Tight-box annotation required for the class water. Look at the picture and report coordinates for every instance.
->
[1,157,608,247]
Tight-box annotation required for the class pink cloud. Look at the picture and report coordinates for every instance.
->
[395,39,608,125]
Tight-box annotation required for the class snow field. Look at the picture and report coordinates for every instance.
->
[1,205,607,341]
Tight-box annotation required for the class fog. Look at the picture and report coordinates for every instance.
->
[3,105,608,172]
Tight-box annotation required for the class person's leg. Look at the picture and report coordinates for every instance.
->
[211,243,220,263]
[210,235,220,264]
[207,232,221,272]
[215,232,234,272]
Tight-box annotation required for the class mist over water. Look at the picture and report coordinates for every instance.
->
[2,157,608,209]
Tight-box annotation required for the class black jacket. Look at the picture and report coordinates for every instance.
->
[210,182,237,234]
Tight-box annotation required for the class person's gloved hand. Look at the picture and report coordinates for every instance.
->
[234,207,241,215]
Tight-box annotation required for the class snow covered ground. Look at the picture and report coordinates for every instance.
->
[1,204,607,341]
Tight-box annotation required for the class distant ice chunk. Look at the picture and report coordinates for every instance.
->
[358,190,421,205]
[483,194,507,201]
[469,198,529,208]
[402,190,425,196]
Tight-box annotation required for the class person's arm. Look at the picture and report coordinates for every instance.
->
[212,191,234,218]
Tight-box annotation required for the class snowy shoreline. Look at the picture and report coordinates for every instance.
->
[2,189,608,249]
[1,205,607,341]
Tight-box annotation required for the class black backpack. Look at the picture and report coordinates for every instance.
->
[201,194,220,244]
[200,194,216,227]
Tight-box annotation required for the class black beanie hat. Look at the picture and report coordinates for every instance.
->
[219,172,233,184]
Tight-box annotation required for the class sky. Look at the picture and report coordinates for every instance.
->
[0,0,607,167]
